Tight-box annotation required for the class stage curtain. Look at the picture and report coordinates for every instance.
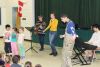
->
[79,0,100,27]
[35,0,100,28]
[35,0,80,27]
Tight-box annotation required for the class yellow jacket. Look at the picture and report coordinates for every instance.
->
[44,19,58,31]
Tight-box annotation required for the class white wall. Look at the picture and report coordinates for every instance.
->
[8,0,35,27]
[21,0,35,27]
[0,0,7,36]
[0,0,35,39]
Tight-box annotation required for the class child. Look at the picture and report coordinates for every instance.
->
[35,64,42,67]
[15,55,21,62]
[0,53,5,66]
[43,13,58,56]
[3,24,12,55]
[34,16,46,51]
[24,61,32,67]
[5,55,11,67]
[11,27,18,56]
[60,15,76,67]
[11,55,21,67]
[18,27,25,59]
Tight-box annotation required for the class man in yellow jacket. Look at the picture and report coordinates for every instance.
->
[43,13,58,56]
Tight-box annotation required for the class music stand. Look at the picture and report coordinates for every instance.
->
[25,27,38,53]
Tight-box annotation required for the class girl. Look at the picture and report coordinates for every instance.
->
[34,16,46,51]
[11,28,18,56]
[18,27,25,59]
[5,55,11,67]
[43,13,58,56]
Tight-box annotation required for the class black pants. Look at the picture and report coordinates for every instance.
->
[4,42,12,53]
[38,34,45,49]
[75,38,97,50]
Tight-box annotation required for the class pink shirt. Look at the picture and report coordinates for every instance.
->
[3,30,11,42]
[5,63,10,67]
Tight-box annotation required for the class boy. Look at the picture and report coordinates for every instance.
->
[60,15,77,67]
[11,55,21,67]
[85,24,100,62]
[3,24,12,55]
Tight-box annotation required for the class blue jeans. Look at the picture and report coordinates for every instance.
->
[49,31,57,53]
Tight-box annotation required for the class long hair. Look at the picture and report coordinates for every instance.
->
[12,27,19,33]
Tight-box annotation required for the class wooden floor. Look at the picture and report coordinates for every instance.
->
[0,38,100,67]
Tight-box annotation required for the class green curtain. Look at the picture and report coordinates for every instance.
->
[79,0,100,27]
[35,0,100,28]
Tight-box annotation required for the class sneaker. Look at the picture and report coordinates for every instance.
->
[53,52,58,56]
[39,48,44,51]
[49,53,54,55]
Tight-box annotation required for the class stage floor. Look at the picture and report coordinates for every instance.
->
[0,38,100,67]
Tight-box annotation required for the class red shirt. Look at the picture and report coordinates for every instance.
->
[5,64,10,67]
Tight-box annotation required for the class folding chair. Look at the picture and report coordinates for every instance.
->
[72,38,91,65]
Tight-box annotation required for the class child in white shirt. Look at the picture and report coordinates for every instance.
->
[3,24,12,55]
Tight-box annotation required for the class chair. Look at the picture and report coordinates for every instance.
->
[73,38,91,65]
